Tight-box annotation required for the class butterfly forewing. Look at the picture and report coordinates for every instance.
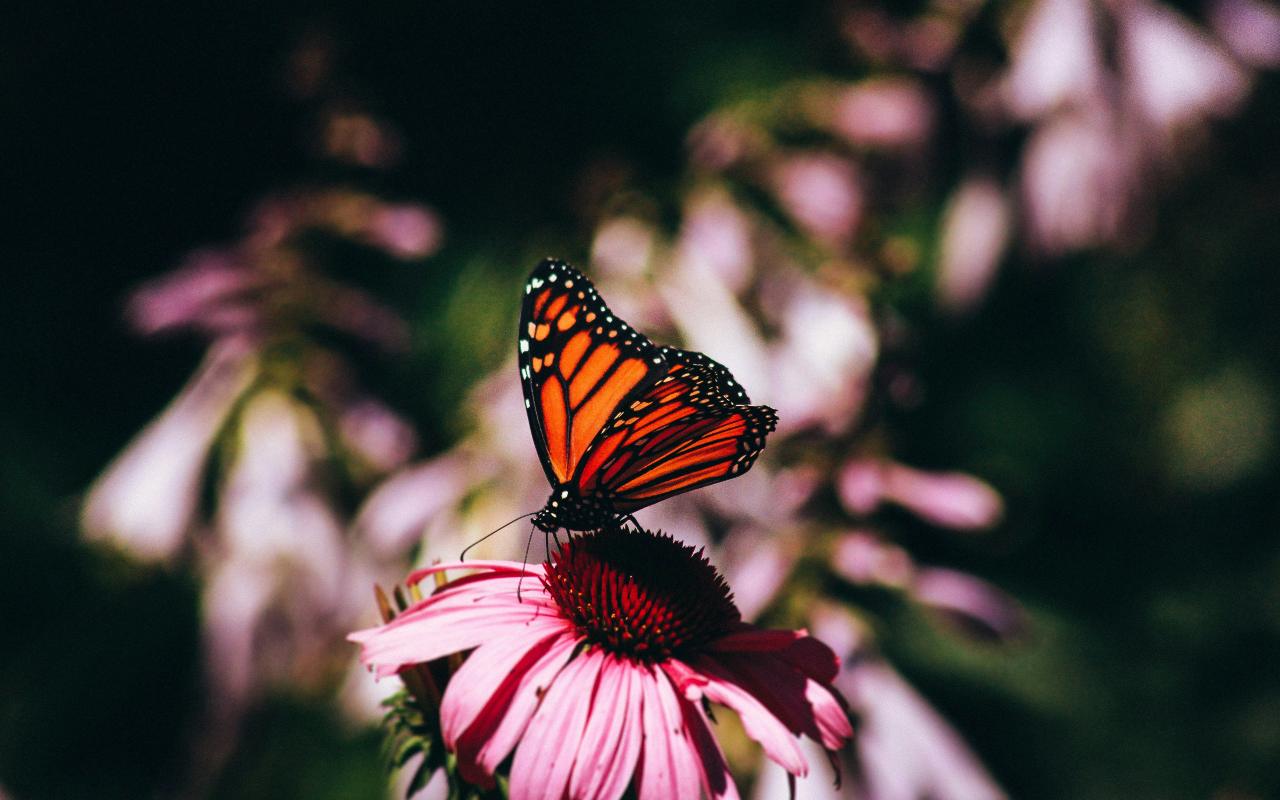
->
[519,259,667,486]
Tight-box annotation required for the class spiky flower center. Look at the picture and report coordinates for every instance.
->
[543,527,741,662]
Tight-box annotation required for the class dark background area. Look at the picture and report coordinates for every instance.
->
[3,2,1278,798]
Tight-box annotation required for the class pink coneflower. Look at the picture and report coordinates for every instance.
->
[349,527,852,800]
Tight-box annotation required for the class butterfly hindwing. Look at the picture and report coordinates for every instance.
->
[574,346,778,510]
[519,259,667,486]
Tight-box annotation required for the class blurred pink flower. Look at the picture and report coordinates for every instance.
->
[1019,108,1142,255]
[687,113,764,172]
[831,78,934,149]
[590,216,657,280]
[806,605,1006,800]
[366,203,443,259]
[321,111,405,169]
[676,189,755,292]
[770,153,864,250]
[1002,0,1105,120]
[913,567,1028,643]
[935,177,1011,316]
[338,397,419,475]
[351,527,852,799]
[832,530,915,588]
[315,282,414,351]
[767,280,877,435]
[126,252,267,337]
[1117,0,1250,135]
[838,459,1004,531]
[839,659,1006,800]
[216,390,347,599]
[82,338,257,560]
[351,453,478,559]
[1208,0,1280,68]
[662,264,770,398]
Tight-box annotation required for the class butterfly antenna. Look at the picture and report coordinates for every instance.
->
[461,511,537,562]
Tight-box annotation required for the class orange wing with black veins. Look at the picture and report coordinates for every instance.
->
[518,259,667,486]
[575,347,777,510]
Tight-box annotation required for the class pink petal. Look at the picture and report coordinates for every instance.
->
[831,78,933,149]
[678,690,742,800]
[710,654,813,737]
[935,177,1010,317]
[352,454,474,558]
[125,252,266,336]
[1209,0,1280,69]
[440,627,569,748]
[709,629,805,654]
[447,629,572,787]
[881,463,1004,531]
[81,338,256,560]
[474,633,579,775]
[669,658,808,776]
[841,659,1006,800]
[770,153,864,249]
[365,203,443,259]
[716,627,844,685]
[804,678,855,751]
[406,560,540,585]
[338,397,418,474]
[1118,0,1250,132]
[832,530,915,588]
[1002,0,1104,120]
[509,649,606,800]
[912,568,1027,643]
[775,636,843,685]
[710,652,852,752]
[349,602,563,677]
[636,668,701,800]
[569,657,644,800]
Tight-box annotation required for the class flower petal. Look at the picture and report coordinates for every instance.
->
[474,632,580,775]
[708,628,806,654]
[636,668,701,800]
[406,560,541,585]
[668,657,808,776]
[678,690,742,800]
[510,648,606,800]
[775,636,842,685]
[349,601,562,677]
[569,656,643,800]
[441,625,570,749]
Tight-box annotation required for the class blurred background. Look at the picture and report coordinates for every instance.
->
[3,0,1279,798]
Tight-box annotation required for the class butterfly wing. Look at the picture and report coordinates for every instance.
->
[519,258,667,487]
[574,346,778,510]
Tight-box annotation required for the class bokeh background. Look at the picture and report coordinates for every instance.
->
[3,1,1279,798]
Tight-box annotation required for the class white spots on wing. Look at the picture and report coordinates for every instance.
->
[519,339,530,353]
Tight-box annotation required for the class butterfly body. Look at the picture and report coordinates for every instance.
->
[530,487,618,534]
[519,258,776,533]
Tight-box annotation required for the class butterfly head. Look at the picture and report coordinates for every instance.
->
[531,508,561,534]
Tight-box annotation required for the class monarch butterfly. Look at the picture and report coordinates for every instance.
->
[519,258,777,533]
